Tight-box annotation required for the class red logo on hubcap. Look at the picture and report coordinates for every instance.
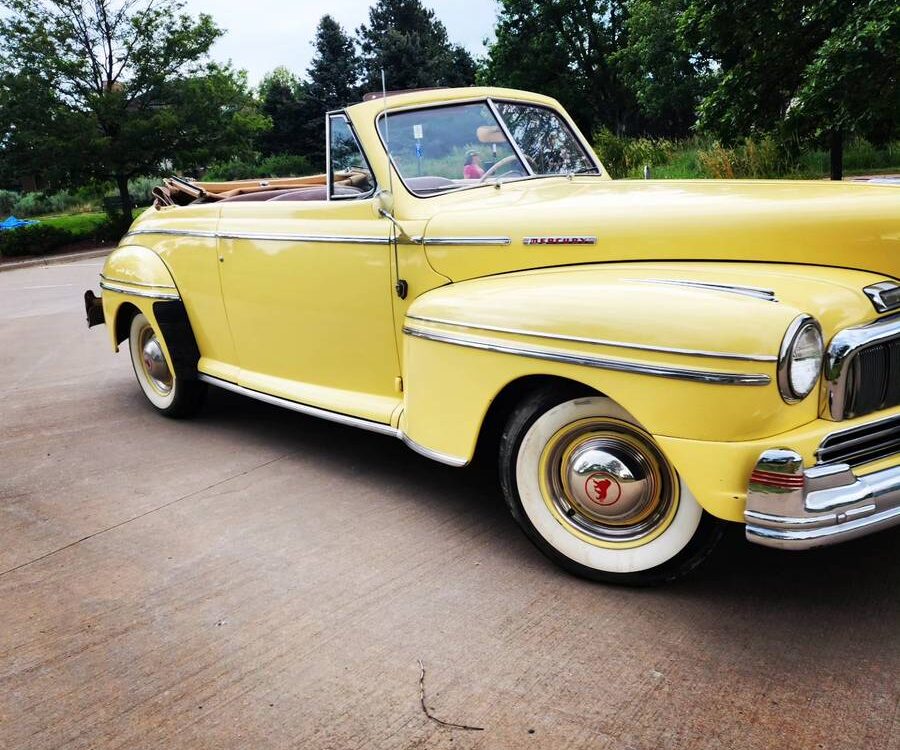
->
[584,473,621,506]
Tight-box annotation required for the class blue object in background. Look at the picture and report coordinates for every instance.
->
[0,216,38,231]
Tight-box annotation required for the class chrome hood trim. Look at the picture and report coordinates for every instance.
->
[405,314,777,362]
[403,326,770,386]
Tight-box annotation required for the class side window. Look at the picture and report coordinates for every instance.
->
[328,114,375,199]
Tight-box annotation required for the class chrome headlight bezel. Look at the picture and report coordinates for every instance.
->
[777,315,824,404]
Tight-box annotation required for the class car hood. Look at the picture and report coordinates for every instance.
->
[419,178,900,283]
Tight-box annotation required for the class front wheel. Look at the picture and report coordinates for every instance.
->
[499,387,724,585]
[128,312,206,418]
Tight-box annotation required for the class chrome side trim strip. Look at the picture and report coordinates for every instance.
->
[406,314,777,362]
[411,236,511,246]
[99,273,176,290]
[401,434,469,467]
[122,228,391,245]
[123,228,217,240]
[403,326,771,385]
[636,278,778,302]
[217,231,391,245]
[198,374,401,437]
[197,374,470,467]
[99,280,180,300]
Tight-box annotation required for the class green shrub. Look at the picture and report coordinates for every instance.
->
[0,212,127,258]
[258,154,314,177]
[593,129,675,178]
[695,137,789,179]
[0,190,20,215]
[0,224,73,257]
[204,154,315,182]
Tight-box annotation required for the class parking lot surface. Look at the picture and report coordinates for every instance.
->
[1,258,898,750]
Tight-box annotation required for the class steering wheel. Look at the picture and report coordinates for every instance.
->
[479,154,531,183]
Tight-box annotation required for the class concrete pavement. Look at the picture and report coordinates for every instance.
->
[1,259,898,750]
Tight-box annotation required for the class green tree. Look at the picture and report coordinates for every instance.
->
[0,0,268,221]
[257,67,305,158]
[613,0,710,137]
[299,15,363,167]
[683,0,899,179]
[479,0,635,137]
[357,0,476,93]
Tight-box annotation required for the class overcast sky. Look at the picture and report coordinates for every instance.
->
[184,0,499,86]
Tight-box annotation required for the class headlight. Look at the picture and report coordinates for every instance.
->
[777,315,824,403]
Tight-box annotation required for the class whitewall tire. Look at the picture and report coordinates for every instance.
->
[128,312,206,418]
[499,385,723,585]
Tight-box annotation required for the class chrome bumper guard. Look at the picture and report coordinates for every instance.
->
[745,449,900,549]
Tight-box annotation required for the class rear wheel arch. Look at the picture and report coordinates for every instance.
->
[114,302,140,346]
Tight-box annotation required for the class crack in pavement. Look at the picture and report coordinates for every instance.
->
[0,453,291,579]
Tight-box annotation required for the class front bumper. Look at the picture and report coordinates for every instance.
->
[745,449,900,549]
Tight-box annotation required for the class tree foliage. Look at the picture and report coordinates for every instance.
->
[613,0,711,137]
[682,0,900,178]
[0,0,267,219]
[357,0,476,94]
[480,0,706,138]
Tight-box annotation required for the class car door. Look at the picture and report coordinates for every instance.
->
[216,113,400,425]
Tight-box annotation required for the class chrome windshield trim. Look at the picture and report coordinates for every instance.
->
[485,97,535,177]
[636,279,778,302]
[99,280,180,300]
[123,228,390,245]
[374,95,602,199]
[99,273,176,291]
[823,312,900,420]
[405,314,777,362]
[412,236,511,246]
[403,326,771,386]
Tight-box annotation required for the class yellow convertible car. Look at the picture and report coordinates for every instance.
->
[85,86,900,584]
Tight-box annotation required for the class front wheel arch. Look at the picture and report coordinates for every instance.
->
[472,374,598,468]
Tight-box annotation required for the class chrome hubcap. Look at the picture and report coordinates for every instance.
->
[140,329,173,395]
[541,419,677,544]
[565,440,653,522]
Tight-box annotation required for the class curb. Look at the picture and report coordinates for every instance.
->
[0,246,111,273]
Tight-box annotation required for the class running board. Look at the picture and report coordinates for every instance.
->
[197,374,468,467]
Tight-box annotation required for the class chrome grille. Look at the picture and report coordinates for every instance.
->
[845,340,900,418]
[817,413,900,467]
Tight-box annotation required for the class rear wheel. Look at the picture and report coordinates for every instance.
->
[499,386,723,585]
[128,312,206,418]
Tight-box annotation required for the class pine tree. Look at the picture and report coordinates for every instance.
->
[356,0,476,93]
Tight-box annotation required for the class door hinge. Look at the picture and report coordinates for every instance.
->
[394,376,404,393]
[395,279,408,299]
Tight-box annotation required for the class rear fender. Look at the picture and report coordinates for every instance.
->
[100,244,179,353]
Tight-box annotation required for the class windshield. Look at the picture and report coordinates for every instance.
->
[377,99,597,195]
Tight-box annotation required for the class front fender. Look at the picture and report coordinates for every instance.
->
[399,262,882,461]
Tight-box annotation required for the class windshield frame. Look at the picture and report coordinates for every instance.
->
[374,96,603,199]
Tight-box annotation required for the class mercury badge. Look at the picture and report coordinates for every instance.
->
[522,236,597,245]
